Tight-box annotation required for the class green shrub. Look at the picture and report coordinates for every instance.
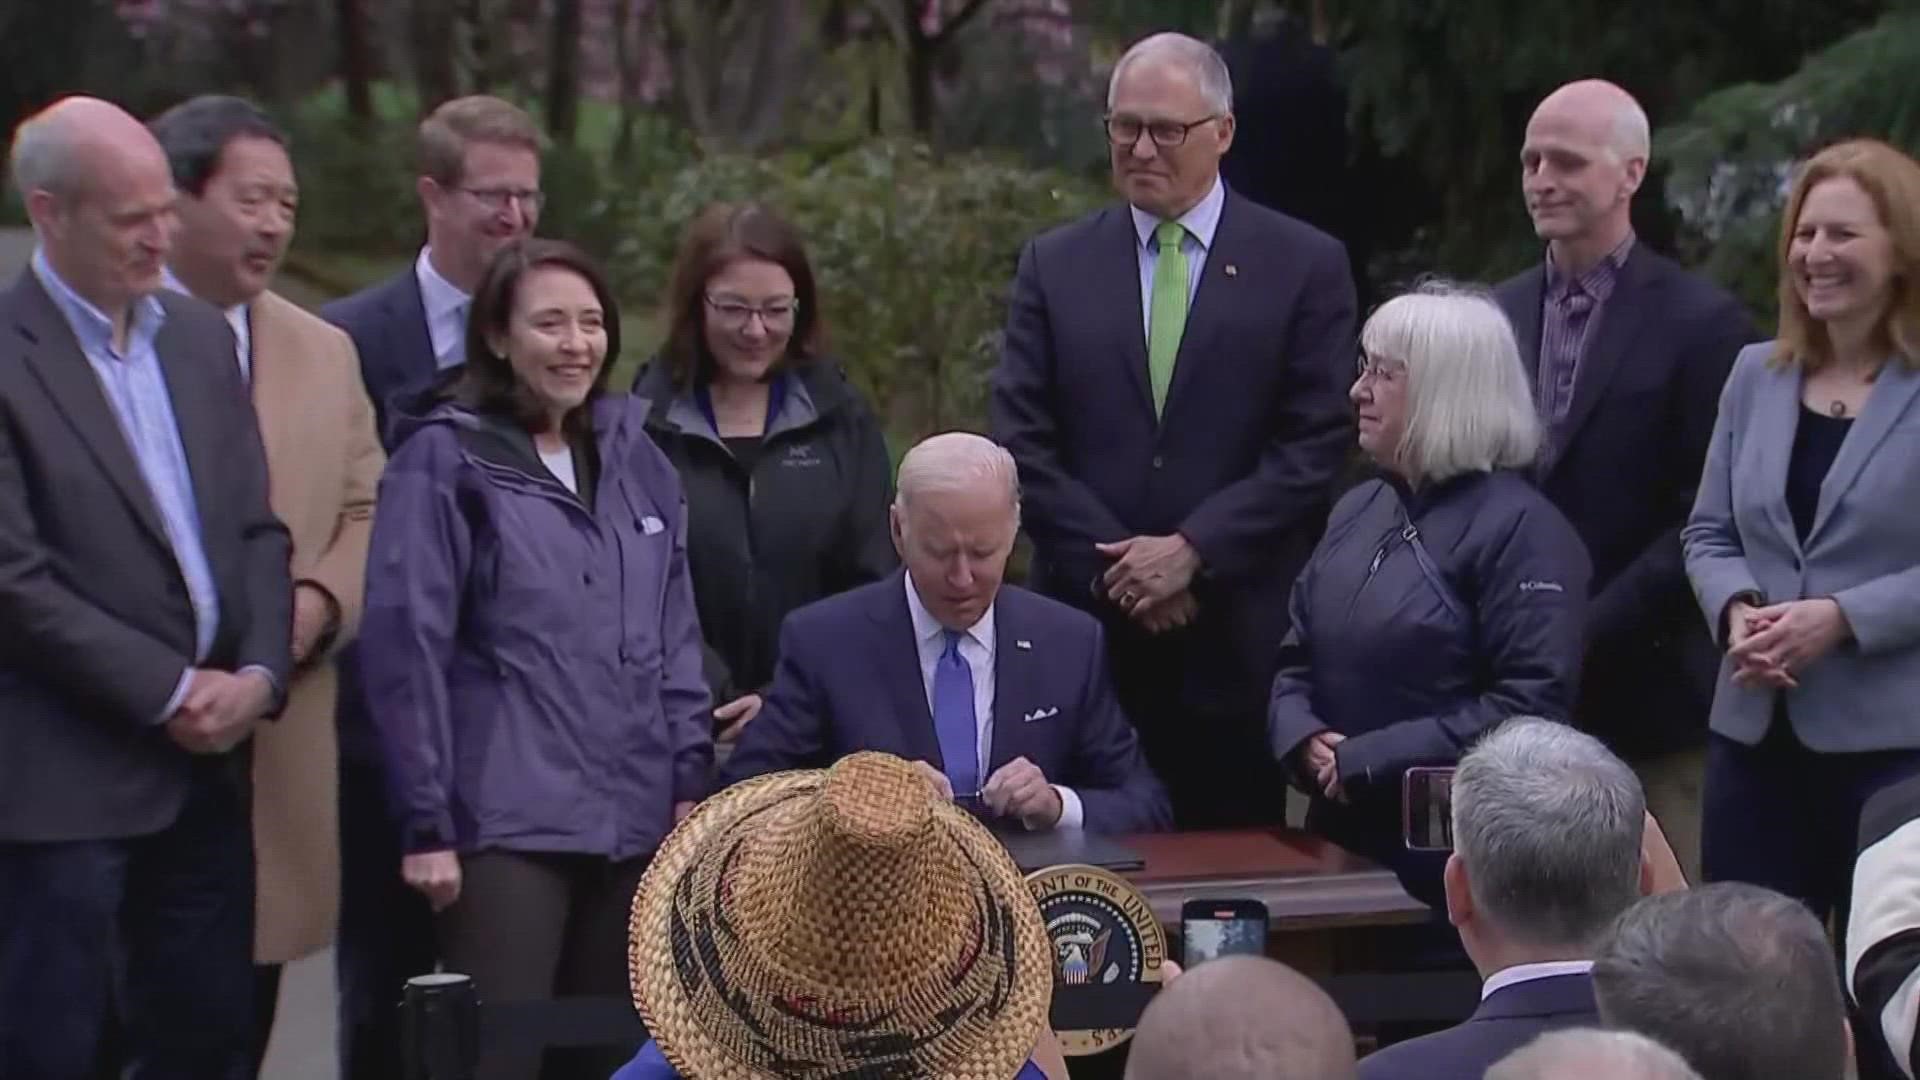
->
[591,141,1107,437]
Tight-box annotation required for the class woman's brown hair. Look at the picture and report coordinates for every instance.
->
[1775,138,1920,371]
[658,202,821,387]
[458,238,622,436]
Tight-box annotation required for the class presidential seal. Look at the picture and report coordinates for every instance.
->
[1026,863,1167,1056]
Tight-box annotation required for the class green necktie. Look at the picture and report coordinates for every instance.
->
[1147,220,1189,416]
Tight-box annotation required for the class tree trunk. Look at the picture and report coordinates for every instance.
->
[612,0,642,162]
[411,0,461,115]
[905,35,935,138]
[545,0,584,144]
[337,0,375,123]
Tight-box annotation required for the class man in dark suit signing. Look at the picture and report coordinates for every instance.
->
[721,432,1172,835]
[317,94,541,1079]
[1493,80,1757,881]
[0,96,292,1078]
[989,32,1356,828]
[1360,719,1669,1080]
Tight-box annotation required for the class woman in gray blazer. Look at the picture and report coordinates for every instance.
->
[1683,139,1920,929]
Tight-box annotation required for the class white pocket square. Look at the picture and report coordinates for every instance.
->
[1022,707,1059,723]
[640,515,665,535]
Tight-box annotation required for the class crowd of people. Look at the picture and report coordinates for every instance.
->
[2,23,1918,1080]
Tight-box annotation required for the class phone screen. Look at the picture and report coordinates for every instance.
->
[1403,766,1457,851]
[1181,907,1268,966]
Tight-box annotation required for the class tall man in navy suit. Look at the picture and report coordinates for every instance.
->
[1493,80,1757,879]
[317,94,541,1080]
[0,97,292,1079]
[721,433,1172,835]
[1360,719,1660,1080]
[989,32,1356,828]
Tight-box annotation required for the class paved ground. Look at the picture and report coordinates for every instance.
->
[2,226,341,1079]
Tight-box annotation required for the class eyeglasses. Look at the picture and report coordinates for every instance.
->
[458,186,545,213]
[1103,114,1221,148]
[1355,348,1405,383]
[704,294,800,331]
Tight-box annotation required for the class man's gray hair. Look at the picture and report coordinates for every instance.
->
[1362,280,1542,483]
[1487,1028,1702,1080]
[8,108,81,200]
[1594,883,1851,1080]
[893,431,1019,513]
[1107,33,1234,115]
[1452,718,1644,949]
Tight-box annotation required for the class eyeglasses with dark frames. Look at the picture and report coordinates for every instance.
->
[1103,113,1222,148]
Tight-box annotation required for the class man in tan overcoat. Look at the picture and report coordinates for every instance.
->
[149,95,385,1072]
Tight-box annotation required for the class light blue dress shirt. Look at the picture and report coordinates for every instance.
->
[33,249,222,719]
[1130,174,1226,345]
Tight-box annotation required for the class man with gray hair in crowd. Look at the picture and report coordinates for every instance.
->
[1594,882,1855,1080]
[1488,1029,1704,1080]
[722,431,1171,833]
[1125,955,1357,1080]
[1362,718,1677,1080]
[990,30,1356,829]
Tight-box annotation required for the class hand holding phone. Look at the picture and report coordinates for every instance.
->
[1402,766,1456,851]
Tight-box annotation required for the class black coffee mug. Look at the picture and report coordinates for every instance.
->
[402,972,480,1080]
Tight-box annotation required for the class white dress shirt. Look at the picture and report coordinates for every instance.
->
[415,247,472,371]
[903,573,1084,829]
[160,267,252,384]
[1130,173,1226,346]
[1480,959,1595,1001]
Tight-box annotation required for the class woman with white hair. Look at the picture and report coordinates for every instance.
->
[1268,283,1591,902]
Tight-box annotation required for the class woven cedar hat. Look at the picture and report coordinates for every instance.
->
[628,752,1052,1079]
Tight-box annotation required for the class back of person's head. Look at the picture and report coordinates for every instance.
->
[1449,717,1645,952]
[1594,883,1851,1080]
[1124,956,1356,1080]
[1488,1028,1703,1080]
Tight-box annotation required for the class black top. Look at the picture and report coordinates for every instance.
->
[722,435,763,475]
[1788,405,1852,542]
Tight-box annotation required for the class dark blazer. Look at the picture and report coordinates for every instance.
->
[320,267,439,766]
[988,187,1356,718]
[720,574,1173,834]
[1358,972,1598,1080]
[320,267,437,451]
[1496,247,1757,758]
[0,270,293,842]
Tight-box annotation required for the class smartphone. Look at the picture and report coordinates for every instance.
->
[1180,899,1270,967]
[1402,766,1457,851]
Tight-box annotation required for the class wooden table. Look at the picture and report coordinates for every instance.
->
[1115,828,1431,978]
[1058,830,1453,1077]
[1122,828,1430,931]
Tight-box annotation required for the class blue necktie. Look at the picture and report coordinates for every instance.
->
[933,630,980,796]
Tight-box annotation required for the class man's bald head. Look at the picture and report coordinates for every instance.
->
[1124,957,1356,1080]
[1520,80,1648,260]
[1488,1029,1703,1080]
[1530,80,1650,164]
[9,96,177,315]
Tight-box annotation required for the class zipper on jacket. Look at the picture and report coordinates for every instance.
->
[1345,520,1413,625]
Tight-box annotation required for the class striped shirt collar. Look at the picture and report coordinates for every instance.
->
[1545,233,1636,301]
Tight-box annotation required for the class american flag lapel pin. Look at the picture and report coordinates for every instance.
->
[1224,263,1239,277]
[1016,639,1033,650]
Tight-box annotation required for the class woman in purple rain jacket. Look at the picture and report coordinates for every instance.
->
[360,240,711,1080]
